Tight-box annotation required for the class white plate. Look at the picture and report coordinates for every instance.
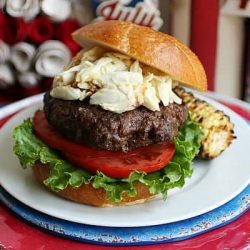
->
[0,93,250,227]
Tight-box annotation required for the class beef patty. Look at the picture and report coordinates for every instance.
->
[43,91,188,152]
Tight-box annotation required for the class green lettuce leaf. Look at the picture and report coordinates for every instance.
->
[13,116,203,202]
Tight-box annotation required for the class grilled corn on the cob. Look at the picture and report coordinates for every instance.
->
[175,87,235,159]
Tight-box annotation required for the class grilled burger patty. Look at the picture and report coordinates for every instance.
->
[44,91,188,152]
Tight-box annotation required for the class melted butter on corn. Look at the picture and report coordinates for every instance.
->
[51,47,182,113]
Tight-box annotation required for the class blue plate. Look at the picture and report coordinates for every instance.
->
[0,185,249,246]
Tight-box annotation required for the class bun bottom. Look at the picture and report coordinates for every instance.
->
[32,163,156,207]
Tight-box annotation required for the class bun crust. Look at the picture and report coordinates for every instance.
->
[32,163,155,207]
[72,20,207,91]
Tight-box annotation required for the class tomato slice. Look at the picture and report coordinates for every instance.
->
[33,111,175,178]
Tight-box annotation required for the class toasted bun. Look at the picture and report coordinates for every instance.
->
[32,162,156,207]
[72,20,207,91]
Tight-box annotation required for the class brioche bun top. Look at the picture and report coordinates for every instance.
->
[72,20,207,91]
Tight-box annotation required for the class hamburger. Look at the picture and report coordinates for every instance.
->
[13,21,233,207]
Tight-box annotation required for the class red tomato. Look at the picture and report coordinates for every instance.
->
[33,111,175,178]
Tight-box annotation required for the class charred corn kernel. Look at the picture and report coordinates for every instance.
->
[175,87,235,159]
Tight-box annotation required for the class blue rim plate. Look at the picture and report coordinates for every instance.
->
[0,185,249,246]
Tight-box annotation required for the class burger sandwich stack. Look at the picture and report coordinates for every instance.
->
[13,21,235,207]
